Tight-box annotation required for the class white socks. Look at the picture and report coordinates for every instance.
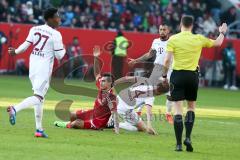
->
[14,96,44,131]
[34,103,43,131]
[166,99,173,114]
[119,122,138,131]
[14,96,41,113]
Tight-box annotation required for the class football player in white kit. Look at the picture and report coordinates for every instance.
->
[128,24,173,124]
[114,75,170,135]
[7,8,65,138]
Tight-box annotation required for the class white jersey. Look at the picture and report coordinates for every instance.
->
[117,81,155,113]
[151,38,172,79]
[151,38,168,65]
[26,24,65,80]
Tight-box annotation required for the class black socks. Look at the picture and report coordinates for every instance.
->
[174,115,183,145]
[185,111,195,140]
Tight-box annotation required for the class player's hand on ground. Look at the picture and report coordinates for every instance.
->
[113,128,120,134]
[147,126,158,135]
[115,128,120,134]
[219,23,227,34]
[8,47,16,56]
[93,45,101,57]
[128,58,136,67]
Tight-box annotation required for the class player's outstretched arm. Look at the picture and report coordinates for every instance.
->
[9,27,34,56]
[145,104,157,135]
[93,45,101,80]
[107,96,119,134]
[128,49,156,67]
[112,110,119,134]
[213,23,228,47]
[8,41,31,56]
[114,76,138,85]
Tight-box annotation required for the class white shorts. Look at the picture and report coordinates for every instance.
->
[118,109,140,126]
[117,96,154,125]
[29,75,50,97]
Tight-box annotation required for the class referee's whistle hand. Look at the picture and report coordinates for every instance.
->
[219,23,228,33]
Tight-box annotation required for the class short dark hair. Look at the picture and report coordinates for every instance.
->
[160,20,170,27]
[101,73,115,87]
[117,30,123,36]
[181,15,194,28]
[44,8,58,21]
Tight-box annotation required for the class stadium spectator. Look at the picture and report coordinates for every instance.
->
[0,0,8,22]
[222,42,238,90]
[1,0,237,37]
[67,37,84,79]
[15,59,28,76]
[62,5,74,26]
[25,1,33,16]
[206,0,221,24]
[203,14,217,35]
[220,7,237,25]
[0,31,7,59]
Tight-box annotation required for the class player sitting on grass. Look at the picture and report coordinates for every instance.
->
[114,74,170,135]
[54,46,119,134]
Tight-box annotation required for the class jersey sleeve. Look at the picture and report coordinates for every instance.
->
[53,32,65,60]
[26,27,34,44]
[198,35,214,48]
[166,37,175,53]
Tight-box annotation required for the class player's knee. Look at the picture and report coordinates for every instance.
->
[72,119,84,129]
[70,112,77,121]
[187,101,196,111]
[34,94,44,102]
[136,121,146,132]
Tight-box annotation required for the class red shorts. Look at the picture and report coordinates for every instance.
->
[82,119,109,130]
[82,120,94,129]
[76,109,93,120]
[75,110,109,130]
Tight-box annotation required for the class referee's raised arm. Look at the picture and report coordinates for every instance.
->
[162,15,227,152]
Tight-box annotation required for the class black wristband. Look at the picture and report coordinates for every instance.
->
[220,32,225,36]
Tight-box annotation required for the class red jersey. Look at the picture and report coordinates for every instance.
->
[92,77,116,129]
[76,77,116,129]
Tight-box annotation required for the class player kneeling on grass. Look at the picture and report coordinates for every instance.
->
[113,75,170,135]
[54,46,119,134]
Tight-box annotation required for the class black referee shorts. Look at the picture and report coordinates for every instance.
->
[170,70,199,101]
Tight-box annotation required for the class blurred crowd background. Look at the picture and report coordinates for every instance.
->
[0,0,239,90]
[0,0,239,38]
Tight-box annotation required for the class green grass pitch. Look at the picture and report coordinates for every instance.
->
[0,75,240,160]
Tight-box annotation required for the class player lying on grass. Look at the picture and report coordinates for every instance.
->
[128,24,173,124]
[54,46,119,134]
[7,8,65,138]
[113,74,170,135]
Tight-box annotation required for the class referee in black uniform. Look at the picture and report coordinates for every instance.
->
[162,15,227,152]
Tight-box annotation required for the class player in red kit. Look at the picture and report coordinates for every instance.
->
[54,46,119,134]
